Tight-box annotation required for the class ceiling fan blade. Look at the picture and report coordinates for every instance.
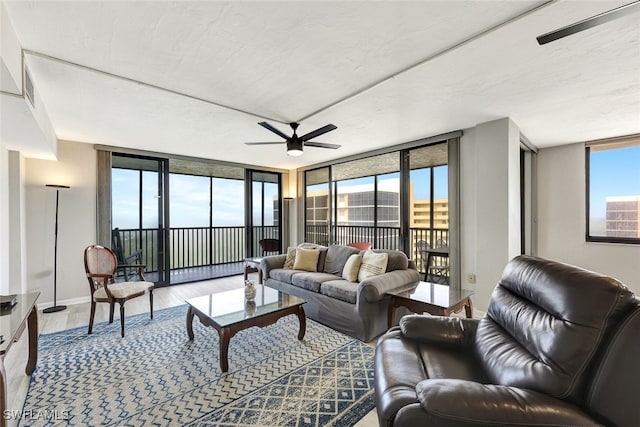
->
[304,141,341,150]
[536,1,640,45]
[245,141,285,145]
[258,121,291,140]
[300,124,337,142]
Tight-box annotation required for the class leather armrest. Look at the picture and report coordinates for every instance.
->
[399,314,479,347]
[409,379,598,426]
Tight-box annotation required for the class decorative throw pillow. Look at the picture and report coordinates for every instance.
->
[293,247,320,272]
[342,254,363,282]
[283,246,297,269]
[358,250,389,282]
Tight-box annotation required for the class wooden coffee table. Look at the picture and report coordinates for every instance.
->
[387,281,474,327]
[186,286,306,373]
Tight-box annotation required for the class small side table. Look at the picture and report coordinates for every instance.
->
[387,282,473,328]
[244,257,264,284]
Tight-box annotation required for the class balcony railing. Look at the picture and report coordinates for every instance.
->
[116,226,279,273]
[116,224,448,280]
[305,224,449,276]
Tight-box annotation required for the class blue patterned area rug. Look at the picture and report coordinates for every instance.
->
[22,305,375,426]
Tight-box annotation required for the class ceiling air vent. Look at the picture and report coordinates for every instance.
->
[25,69,35,107]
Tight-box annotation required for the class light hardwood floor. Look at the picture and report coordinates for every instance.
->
[5,272,378,427]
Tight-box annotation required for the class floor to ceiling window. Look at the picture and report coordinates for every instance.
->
[110,154,280,286]
[303,139,455,284]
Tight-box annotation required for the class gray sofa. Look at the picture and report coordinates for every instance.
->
[260,243,421,342]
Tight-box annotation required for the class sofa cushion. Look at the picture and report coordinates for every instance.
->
[320,279,358,304]
[298,243,328,271]
[358,250,389,282]
[323,244,360,275]
[293,247,320,272]
[269,268,300,283]
[291,272,341,293]
[371,249,409,272]
[283,246,296,269]
[342,254,363,282]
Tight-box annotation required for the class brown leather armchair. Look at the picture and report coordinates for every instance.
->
[375,255,640,427]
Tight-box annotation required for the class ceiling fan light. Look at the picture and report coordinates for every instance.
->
[287,148,303,157]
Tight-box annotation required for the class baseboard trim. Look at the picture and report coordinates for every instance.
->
[39,296,91,310]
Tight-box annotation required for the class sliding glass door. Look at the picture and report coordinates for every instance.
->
[111,154,170,285]
[247,170,282,256]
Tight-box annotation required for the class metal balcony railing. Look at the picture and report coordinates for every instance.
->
[115,226,279,273]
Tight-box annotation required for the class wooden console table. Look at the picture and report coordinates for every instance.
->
[0,292,39,427]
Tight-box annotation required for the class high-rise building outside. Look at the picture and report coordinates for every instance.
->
[306,179,449,230]
[605,195,640,238]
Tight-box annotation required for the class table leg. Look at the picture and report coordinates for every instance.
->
[296,306,306,340]
[0,355,6,427]
[25,306,38,375]
[258,268,263,284]
[219,328,230,373]
[243,264,249,281]
[186,306,195,340]
[464,297,474,318]
[387,298,396,328]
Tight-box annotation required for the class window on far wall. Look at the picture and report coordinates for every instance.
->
[586,137,640,244]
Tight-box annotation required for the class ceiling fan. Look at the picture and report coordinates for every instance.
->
[245,122,339,157]
[537,0,640,45]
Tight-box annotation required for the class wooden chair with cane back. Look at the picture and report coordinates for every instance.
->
[84,245,154,337]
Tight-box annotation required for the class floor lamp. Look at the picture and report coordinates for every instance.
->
[44,184,70,314]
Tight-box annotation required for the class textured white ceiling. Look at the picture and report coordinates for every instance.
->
[4,0,640,169]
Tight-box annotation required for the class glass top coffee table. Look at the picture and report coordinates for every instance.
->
[387,281,474,327]
[185,286,306,373]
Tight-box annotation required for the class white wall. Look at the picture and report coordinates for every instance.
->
[0,1,22,93]
[25,140,96,306]
[8,150,26,292]
[460,118,522,310]
[537,143,640,294]
[0,145,9,294]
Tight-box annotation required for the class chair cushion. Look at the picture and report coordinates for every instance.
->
[323,244,359,275]
[94,281,153,300]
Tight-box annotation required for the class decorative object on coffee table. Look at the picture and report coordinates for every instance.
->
[244,280,256,300]
[44,184,70,314]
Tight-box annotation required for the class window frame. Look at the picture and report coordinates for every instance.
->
[585,140,640,245]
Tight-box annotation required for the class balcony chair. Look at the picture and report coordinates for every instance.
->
[84,245,154,338]
[375,255,640,427]
[347,241,372,251]
[111,228,143,282]
[417,238,449,284]
[259,238,280,255]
